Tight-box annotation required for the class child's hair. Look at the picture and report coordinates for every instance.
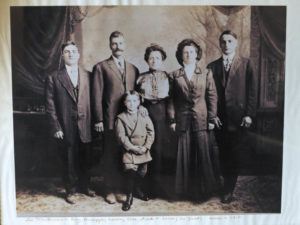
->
[122,90,141,108]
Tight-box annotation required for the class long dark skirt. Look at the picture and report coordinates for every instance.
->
[145,100,168,174]
[175,128,221,200]
[144,99,175,197]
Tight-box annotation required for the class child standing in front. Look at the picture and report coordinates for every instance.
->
[115,90,155,211]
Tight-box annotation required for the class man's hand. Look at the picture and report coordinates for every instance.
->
[208,123,215,130]
[170,123,176,132]
[138,105,148,117]
[54,131,64,139]
[240,116,252,128]
[94,122,104,132]
[212,117,223,129]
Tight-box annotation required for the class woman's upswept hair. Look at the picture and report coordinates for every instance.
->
[144,43,167,62]
[175,39,202,66]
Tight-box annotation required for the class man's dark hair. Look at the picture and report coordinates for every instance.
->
[144,43,167,62]
[219,30,238,42]
[109,31,124,43]
[61,41,77,53]
[175,39,202,66]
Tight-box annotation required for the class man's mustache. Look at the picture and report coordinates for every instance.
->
[114,49,124,52]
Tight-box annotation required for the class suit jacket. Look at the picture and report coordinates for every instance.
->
[91,56,139,130]
[168,65,217,132]
[115,111,154,164]
[207,56,258,128]
[45,66,92,145]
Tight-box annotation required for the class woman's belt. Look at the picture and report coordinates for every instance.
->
[143,97,167,105]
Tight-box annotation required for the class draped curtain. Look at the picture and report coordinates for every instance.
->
[256,6,286,59]
[11,7,71,97]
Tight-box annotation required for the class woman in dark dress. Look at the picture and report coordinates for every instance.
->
[168,39,221,201]
[136,44,173,198]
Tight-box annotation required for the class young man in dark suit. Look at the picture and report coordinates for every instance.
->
[207,30,258,203]
[91,31,140,204]
[45,41,95,204]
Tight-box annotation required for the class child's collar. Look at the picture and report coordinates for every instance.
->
[127,109,138,114]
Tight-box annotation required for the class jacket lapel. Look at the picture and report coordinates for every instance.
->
[58,68,77,103]
[130,113,139,137]
[179,66,200,103]
[125,60,132,90]
[119,113,137,133]
[107,56,124,82]
[77,66,87,105]
[216,57,226,88]
[227,56,241,87]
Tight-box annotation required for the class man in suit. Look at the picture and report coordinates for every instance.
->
[91,31,139,204]
[45,41,95,204]
[207,30,258,203]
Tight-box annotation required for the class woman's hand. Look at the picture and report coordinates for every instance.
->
[208,123,215,130]
[138,105,149,117]
[170,123,176,132]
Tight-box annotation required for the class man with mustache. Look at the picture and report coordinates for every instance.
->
[207,30,258,203]
[91,31,140,204]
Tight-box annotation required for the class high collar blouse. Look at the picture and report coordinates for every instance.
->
[136,70,169,100]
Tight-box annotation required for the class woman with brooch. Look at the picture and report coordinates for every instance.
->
[136,43,174,199]
[168,39,221,202]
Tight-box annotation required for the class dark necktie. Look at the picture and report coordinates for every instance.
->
[224,58,231,72]
[118,61,124,74]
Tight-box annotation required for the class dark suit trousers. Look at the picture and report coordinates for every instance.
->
[56,127,92,193]
[102,130,124,192]
[215,127,246,194]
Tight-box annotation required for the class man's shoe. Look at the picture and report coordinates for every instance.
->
[105,193,116,204]
[122,193,133,211]
[65,193,76,204]
[80,188,96,197]
[135,187,149,201]
[221,193,234,204]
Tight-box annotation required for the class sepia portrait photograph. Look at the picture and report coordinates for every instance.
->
[10,4,285,216]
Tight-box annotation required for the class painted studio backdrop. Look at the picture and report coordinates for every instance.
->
[11,6,285,215]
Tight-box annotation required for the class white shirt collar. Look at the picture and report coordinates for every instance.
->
[222,52,236,62]
[65,64,78,87]
[112,55,125,68]
[183,62,196,71]
[65,64,78,74]
[183,63,196,81]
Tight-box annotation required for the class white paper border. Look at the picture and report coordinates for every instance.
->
[1,0,300,225]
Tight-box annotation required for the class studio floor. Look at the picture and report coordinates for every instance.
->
[15,175,281,216]
[16,176,281,216]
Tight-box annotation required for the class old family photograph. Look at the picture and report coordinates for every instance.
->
[11,6,285,215]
